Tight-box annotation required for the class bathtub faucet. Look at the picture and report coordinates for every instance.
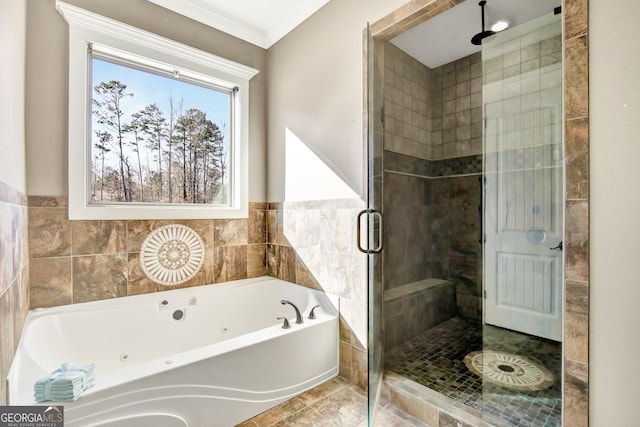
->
[280,300,303,324]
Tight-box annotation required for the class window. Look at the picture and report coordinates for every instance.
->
[57,1,259,219]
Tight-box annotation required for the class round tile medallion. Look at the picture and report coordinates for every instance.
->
[140,224,205,286]
[464,350,555,391]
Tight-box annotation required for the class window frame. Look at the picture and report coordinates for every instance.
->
[57,1,259,219]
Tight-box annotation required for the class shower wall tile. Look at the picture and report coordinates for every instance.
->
[565,200,589,282]
[564,0,588,39]
[384,42,431,160]
[563,1,590,424]
[427,52,482,160]
[28,197,268,306]
[566,280,589,364]
[384,171,432,289]
[564,359,588,427]
[0,180,29,405]
[566,118,589,201]
[564,36,589,120]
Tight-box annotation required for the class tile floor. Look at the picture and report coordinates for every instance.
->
[235,376,431,427]
[385,317,562,427]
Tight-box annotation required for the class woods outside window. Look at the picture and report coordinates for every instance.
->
[58,1,259,219]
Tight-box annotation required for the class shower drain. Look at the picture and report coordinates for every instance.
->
[463,350,555,391]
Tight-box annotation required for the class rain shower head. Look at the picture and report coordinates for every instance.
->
[471,1,495,45]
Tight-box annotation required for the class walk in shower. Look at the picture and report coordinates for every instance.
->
[366,1,564,426]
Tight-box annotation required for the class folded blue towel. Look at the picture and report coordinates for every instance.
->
[34,363,96,402]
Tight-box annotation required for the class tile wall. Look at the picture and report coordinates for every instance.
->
[383,44,483,321]
[265,199,369,390]
[383,20,563,323]
[383,150,482,322]
[383,43,432,160]
[0,181,29,404]
[563,0,589,424]
[27,195,369,389]
[28,197,267,308]
[430,52,483,159]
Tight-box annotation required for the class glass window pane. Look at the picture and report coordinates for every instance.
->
[90,56,232,205]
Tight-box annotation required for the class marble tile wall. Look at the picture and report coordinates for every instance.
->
[563,0,589,425]
[266,199,369,390]
[0,181,29,404]
[28,197,267,308]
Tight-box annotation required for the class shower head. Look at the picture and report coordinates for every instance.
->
[471,1,496,45]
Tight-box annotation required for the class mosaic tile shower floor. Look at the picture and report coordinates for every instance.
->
[385,317,562,427]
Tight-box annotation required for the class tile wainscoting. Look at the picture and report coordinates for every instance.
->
[26,196,369,390]
[0,180,29,404]
[266,199,369,390]
[28,197,267,307]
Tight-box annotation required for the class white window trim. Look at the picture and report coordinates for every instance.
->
[57,1,259,220]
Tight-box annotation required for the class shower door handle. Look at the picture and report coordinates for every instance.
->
[356,210,383,254]
[371,211,383,253]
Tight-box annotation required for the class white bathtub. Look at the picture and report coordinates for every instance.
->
[8,276,339,426]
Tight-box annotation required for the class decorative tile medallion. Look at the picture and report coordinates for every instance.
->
[464,350,555,391]
[140,224,205,286]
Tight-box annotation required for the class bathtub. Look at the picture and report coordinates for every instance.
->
[8,276,339,426]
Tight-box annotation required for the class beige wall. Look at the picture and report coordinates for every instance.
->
[0,0,26,191]
[590,0,640,424]
[25,0,267,202]
[266,0,408,201]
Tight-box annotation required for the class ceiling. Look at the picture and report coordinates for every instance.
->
[147,0,331,49]
[147,0,559,64]
[391,0,560,68]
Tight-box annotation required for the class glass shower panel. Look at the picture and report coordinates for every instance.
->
[365,25,385,426]
[481,11,564,427]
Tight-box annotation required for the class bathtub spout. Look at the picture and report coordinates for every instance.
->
[280,300,303,324]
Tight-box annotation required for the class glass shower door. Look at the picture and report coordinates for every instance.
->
[481,10,564,426]
[482,10,564,342]
[364,24,385,426]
